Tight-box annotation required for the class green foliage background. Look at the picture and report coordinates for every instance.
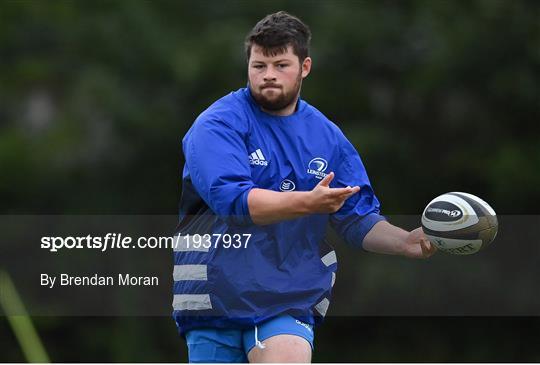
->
[1,0,539,362]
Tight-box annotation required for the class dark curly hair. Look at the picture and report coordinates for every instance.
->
[245,11,311,62]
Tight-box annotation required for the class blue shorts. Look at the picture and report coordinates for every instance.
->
[184,315,315,363]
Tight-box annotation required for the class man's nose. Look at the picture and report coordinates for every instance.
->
[263,66,277,81]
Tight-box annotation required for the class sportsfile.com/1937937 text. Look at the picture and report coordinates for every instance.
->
[40,233,252,253]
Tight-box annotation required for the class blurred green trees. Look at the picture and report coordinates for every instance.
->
[1,0,538,215]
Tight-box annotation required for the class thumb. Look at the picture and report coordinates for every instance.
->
[318,171,334,187]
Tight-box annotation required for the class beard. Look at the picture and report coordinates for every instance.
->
[249,71,303,112]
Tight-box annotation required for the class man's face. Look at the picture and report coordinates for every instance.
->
[248,44,311,113]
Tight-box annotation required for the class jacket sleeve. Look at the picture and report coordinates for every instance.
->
[183,114,256,226]
[330,135,386,248]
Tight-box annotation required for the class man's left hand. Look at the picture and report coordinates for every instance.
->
[402,227,437,259]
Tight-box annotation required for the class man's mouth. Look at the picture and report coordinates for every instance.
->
[262,85,281,90]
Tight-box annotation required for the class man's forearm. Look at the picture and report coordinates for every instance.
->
[247,188,312,225]
[247,174,359,225]
[362,220,408,255]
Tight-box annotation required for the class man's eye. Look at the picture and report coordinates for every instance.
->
[277,64,288,68]
[253,65,264,69]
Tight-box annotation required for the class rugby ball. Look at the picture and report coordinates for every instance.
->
[421,192,498,255]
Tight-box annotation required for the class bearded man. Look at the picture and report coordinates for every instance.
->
[173,11,436,363]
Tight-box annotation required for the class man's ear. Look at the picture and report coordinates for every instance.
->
[301,57,312,78]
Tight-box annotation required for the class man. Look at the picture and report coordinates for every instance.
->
[173,11,436,363]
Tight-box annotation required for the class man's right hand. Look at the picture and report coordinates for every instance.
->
[307,172,360,214]
[248,172,360,225]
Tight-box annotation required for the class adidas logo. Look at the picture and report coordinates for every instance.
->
[295,319,312,332]
[249,149,268,166]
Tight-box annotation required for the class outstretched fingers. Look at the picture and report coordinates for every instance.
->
[330,186,361,197]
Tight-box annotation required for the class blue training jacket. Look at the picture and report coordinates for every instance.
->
[173,87,385,335]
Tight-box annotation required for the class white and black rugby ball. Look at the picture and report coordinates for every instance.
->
[421,192,498,255]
